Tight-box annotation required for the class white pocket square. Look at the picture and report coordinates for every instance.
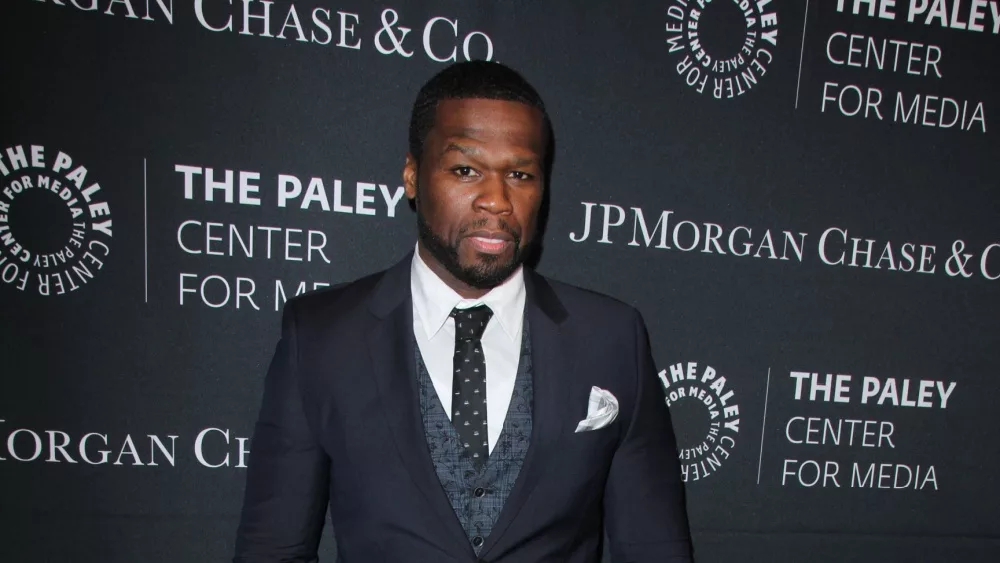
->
[574,386,619,432]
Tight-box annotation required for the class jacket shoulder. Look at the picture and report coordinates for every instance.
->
[281,269,385,325]
[538,273,641,326]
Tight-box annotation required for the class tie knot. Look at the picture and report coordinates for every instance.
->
[451,304,493,341]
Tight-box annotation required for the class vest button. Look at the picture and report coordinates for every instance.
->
[473,487,486,497]
[472,536,484,547]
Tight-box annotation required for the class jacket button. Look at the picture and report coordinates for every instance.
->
[473,487,486,497]
[472,536,484,547]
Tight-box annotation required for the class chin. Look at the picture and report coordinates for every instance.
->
[470,249,514,267]
[456,253,519,287]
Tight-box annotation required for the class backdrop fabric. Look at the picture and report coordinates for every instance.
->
[1,0,998,561]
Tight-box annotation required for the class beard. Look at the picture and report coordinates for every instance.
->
[416,206,528,290]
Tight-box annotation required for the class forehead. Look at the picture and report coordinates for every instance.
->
[429,98,546,152]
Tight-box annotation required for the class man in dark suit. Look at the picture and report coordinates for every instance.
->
[234,61,692,563]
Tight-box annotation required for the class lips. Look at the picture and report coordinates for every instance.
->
[464,230,514,254]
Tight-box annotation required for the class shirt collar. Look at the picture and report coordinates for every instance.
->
[410,243,525,342]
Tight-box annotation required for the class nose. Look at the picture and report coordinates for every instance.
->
[473,173,513,215]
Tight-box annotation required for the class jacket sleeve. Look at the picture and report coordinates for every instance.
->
[234,300,331,562]
[603,308,693,562]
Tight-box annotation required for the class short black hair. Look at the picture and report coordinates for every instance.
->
[408,60,550,164]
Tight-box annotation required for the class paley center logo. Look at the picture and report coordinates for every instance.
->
[659,360,741,481]
[665,0,780,99]
[0,144,112,296]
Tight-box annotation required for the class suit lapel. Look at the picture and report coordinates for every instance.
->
[480,270,578,558]
[366,255,476,556]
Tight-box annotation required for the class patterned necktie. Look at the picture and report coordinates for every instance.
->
[450,304,493,469]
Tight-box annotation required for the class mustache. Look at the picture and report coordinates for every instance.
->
[457,217,520,239]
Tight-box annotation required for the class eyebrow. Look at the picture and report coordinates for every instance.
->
[443,142,479,157]
[442,142,540,168]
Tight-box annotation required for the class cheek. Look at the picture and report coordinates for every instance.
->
[421,194,468,238]
[513,191,543,230]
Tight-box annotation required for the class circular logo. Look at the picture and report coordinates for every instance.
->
[664,0,780,99]
[0,144,112,296]
[659,361,741,481]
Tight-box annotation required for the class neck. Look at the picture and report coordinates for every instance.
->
[417,242,491,300]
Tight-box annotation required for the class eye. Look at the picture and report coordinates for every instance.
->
[452,166,479,178]
[509,171,534,181]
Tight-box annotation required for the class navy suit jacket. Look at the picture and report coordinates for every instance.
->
[234,254,693,562]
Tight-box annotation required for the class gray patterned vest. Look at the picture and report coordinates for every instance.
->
[415,321,533,554]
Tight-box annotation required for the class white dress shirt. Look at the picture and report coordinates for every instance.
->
[410,245,526,454]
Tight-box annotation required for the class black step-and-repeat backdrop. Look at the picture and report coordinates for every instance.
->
[2,0,998,561]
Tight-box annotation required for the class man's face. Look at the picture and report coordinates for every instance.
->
[404,98,546,291]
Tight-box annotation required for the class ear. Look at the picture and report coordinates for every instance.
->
[403,153,418,201]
